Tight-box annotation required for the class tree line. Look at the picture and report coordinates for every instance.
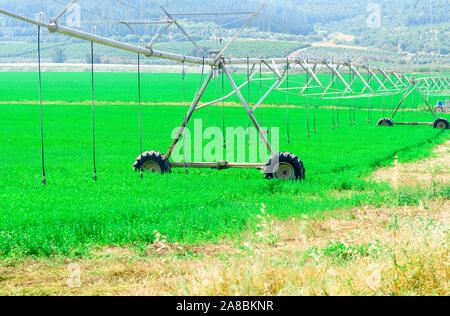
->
[0,0,448,41]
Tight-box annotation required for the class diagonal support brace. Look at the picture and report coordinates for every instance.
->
[220,61,274,155]
[166,69,214,159]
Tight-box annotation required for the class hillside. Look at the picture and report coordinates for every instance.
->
[0,0,448,69]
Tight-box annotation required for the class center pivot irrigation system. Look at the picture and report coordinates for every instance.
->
[1,1,449,184]
[377,76,450,129]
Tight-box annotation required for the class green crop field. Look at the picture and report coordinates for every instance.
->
[0,72,448,258]
[0,39,309,64]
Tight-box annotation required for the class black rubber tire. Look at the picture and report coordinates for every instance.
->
[264,152,305,181]
[433,118,450,130]
[133,151,171,174]
[377,118,394,127]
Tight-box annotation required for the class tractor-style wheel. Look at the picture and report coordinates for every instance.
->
[433,118,450,130]
[377,118,394,127]
[264,152,305,181]
[434,106,444,114]
[133,151,171,174]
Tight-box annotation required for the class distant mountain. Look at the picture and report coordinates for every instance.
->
[0,0,448,61]
[1,0,448,35]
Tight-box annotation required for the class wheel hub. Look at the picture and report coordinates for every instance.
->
[142,161,162,173]
[274,162,295,179]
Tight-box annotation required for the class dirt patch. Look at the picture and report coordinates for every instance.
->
[289,41,368,58]
[1,197,448,296]
[288,47,311,59]
[333,32,355,43]
[373,140,450,187]
[311,42,367,50]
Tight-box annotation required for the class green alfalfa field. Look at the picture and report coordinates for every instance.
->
[0,71,448,258]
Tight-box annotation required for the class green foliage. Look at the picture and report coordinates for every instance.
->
[85,52,101,64]
[305,241,382,265]
[51,48,66,64]
[322,241,381,263]
[0,40,309,63]
[154,40,310,59]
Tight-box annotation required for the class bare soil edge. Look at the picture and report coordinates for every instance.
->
[0,141,449,296]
